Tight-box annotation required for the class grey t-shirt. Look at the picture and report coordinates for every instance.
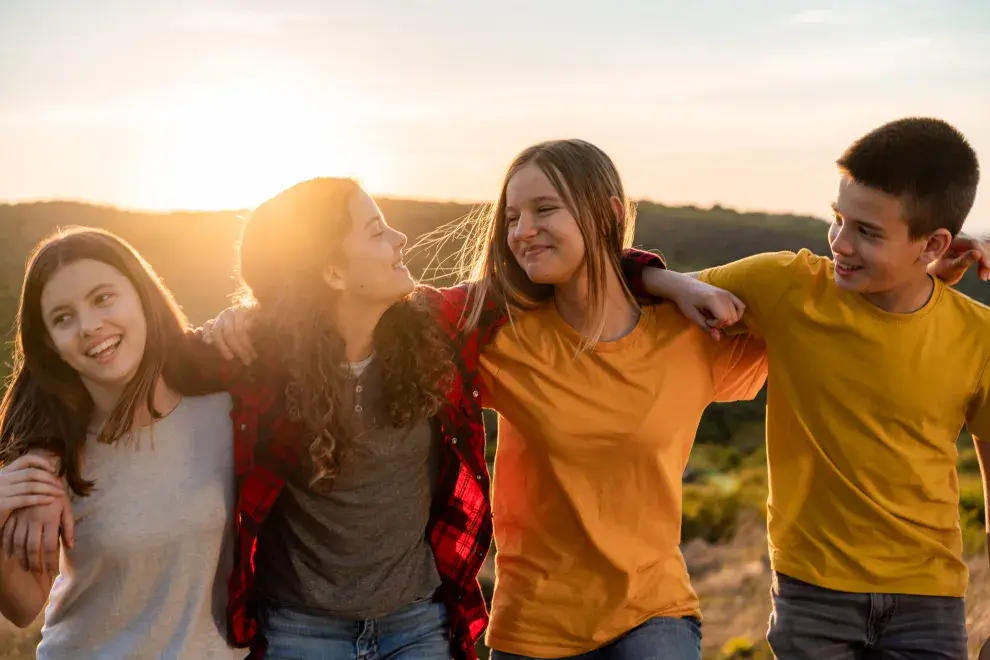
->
[254,359,442,618]
[38,393,244,660]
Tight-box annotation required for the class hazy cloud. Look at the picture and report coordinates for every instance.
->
[173,9,328,36]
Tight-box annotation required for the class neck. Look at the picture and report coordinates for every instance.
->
[333,294,389,363]
[554,263,639,342]
[85,376,180,430]
[860,273,935,314]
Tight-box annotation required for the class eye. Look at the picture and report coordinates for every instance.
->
[506,215,519,225]
[370,222,384,238]
[859,226,879,239]
[51,312,72,326]
[537,205,556,215]
[94,292,115,305]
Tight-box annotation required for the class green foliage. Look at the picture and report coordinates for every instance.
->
[719,636,773,659]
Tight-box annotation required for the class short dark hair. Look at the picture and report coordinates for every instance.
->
[837,117,979,238]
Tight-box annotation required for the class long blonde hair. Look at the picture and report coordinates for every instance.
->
[458,139,637,348]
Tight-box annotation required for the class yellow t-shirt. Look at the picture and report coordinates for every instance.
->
[480,302,767,658]
[700,248,990,597]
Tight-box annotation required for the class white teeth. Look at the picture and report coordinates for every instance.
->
[87,337,120,357]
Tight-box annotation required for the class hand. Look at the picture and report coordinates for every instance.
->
[2,495,74,575]
[670,278,746,341]
[201,305,257,365]
[0,454,65,532]
[929,233,990,285]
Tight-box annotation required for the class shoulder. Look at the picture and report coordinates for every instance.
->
[181,392,235,416]
[939,285,990,332]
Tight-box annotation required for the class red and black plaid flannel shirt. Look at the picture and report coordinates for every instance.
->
[218,248,666,659]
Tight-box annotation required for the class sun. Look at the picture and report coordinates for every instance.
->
[141,81,378,211]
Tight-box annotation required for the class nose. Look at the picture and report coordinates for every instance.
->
[510,212,538,241]
[389,226,408,251]
[78,308,103,337]
[829,222,854,257]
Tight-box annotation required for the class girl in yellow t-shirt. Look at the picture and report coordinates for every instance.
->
[458,139,768,660]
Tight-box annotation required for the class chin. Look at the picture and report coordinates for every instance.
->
[521,265,565,285]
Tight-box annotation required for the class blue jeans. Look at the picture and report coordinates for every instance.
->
[767,571,968,660]
[257,598,451,659]
[490,616,702,660]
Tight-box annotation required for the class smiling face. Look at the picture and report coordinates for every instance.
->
[40,259,148,399]
[505,162,588,286]
[326,187,415,304]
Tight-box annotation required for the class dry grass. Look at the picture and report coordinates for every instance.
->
[0,617,40,660]
[683,512,990,659]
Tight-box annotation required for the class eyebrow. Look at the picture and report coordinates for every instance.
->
[506,194,562,211]
[46,283,114,316]
[830,203,885,233]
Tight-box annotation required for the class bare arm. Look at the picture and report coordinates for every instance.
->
[975,435,990,566]
[0,549,53,627]
[641,268,744,338]
[0,454,63,627]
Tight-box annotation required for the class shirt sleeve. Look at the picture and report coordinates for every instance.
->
[698,250,804,337]
[709,332,769,403]
[621,248,667,304]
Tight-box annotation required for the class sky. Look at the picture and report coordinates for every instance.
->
[1,0,989,231]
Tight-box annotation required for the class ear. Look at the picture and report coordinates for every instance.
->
[916,228,953,266]
[322,264,347,292]
[609,196,624,223]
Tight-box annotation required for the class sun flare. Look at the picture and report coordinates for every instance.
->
[140,82,377,211]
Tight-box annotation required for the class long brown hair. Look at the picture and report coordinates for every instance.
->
[458,138,637,348]
[0,227,195,496]
[237,177,454,486]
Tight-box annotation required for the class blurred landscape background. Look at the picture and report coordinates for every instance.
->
[2,1,989,657]
[0,198,986,659]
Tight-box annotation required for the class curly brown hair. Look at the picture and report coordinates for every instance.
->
[237,177,455,486]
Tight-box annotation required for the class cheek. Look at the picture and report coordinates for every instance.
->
[47,328,78,363]
[556,223,587,265]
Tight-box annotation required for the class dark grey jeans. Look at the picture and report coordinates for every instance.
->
[767,571,968,660]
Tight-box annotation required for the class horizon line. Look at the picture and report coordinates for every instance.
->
[0,194,833,223]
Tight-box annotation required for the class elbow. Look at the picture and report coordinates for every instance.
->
[0,601,43,629]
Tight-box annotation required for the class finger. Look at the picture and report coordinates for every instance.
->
[3,481,67,499]
[211,318,236,361]
[225,312,255,365]
[26,519,44,574]
[238,311,259,361]
[5,467,64,488]
[42,520,59,573]
[708,299,738,327]
[729,293,746,318]
[2,512,16,558]
[1,495,56,512]
[4,454,58,474]
[12,515,28,571]
[681,306,711,331]
[60,499,76,550]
